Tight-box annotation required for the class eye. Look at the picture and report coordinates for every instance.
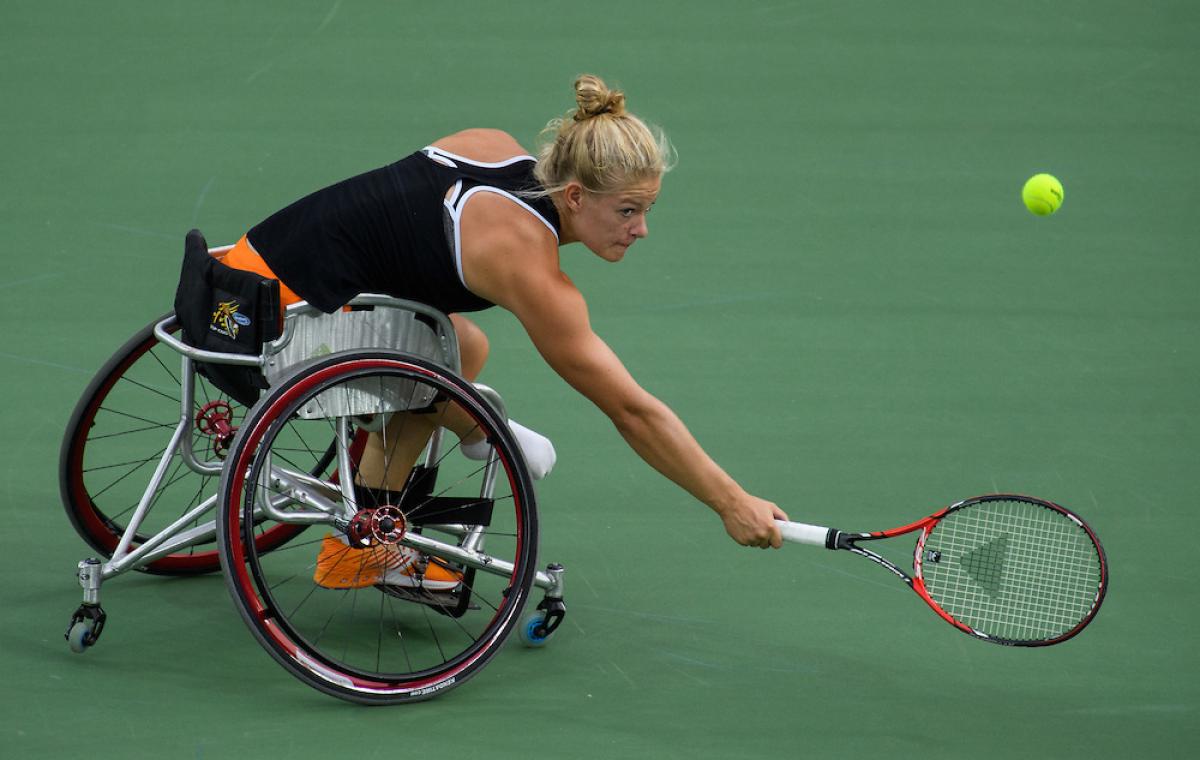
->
[618,208,636,218]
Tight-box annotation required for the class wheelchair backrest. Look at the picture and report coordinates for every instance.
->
[262,301,459,420]
[166,232,462,419]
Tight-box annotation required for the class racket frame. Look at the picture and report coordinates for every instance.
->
[779,494,1108,646]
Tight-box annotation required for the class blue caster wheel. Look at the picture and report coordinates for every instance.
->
[519,611,553,648]
[518,597,565,647]
[67,620,96,653]
[65,603,106,653]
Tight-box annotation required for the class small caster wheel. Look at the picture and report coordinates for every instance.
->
[67,620,96,653]
[65,603,106,653]
[519,611,553,648]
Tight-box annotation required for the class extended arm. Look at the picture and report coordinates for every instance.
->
[494,266,787,547]
[458,190,787,547]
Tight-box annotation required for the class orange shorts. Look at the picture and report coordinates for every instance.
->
[220,236,304,307]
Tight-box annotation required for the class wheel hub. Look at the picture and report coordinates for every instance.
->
[347,505,407,546]
[194,400,237,458]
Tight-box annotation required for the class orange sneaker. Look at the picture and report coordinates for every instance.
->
[312,534,412,589]
[380,556,464,592]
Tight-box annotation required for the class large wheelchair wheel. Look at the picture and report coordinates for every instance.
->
[59,315,311,575]
[217,351,539,704]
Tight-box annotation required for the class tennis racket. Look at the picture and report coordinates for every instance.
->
[777,494,1107,646]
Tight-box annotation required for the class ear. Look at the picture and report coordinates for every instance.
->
[561,181,585,212]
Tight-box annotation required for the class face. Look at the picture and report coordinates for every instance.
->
[562,176,661,262]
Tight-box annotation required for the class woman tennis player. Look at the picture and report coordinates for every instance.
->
[220,75,788,588]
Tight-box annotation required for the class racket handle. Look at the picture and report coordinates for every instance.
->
[776,521,831,547]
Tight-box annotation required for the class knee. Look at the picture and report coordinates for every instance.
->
[450,314,489,380]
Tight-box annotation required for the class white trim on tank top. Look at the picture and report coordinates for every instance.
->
[443,185,559,290]
[422,145,536,169]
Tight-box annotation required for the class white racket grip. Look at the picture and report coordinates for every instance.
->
[776,520,830,547]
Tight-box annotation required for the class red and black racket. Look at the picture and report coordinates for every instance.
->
[778,494,1107,646]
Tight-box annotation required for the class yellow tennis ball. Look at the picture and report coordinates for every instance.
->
[1022,173,1064,216]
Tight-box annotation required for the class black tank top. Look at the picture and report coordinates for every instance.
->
[247,146,561,314]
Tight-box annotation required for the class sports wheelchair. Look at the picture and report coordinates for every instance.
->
[60,234,567,704]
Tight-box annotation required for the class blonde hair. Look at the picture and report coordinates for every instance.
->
[532,74,674,196]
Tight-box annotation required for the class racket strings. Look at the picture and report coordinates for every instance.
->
[920,500,1103,642]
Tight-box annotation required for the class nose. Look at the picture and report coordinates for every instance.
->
[632,216,649,239]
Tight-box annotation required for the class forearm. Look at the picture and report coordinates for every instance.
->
[503,285,783,544]
[611,396,746,516]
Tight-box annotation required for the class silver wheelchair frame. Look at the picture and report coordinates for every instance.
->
[63,246,566,704]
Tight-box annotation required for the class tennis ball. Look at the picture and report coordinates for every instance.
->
[1022,173,1064,216]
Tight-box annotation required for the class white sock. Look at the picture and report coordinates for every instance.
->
[459,419,556,480]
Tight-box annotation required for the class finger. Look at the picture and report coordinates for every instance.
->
[768,522,783,549]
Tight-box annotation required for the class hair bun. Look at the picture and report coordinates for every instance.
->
[573,74,626,120]
[532,73,673,196]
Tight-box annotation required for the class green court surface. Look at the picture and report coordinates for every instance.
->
[3,1,1197,757]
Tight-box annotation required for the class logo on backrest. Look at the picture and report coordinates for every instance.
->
[210,299,252,339]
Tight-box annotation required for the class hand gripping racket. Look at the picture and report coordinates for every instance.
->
[777,494,1108,646]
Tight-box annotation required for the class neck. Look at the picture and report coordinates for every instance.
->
[550,193,578,245]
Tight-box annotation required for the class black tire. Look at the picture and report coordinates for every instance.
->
[217,351,538,704]
[59,314,309,574]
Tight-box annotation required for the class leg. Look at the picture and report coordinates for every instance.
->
[449,312,489,382]
[356,313,490,490]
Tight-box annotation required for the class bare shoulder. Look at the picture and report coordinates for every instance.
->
[459,192,560,305]
[430,129,530,162]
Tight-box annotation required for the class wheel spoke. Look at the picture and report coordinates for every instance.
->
[63,316,307,575]
[220,354,538,703]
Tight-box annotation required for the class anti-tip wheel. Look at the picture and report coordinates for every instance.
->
[67,620,96,653]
